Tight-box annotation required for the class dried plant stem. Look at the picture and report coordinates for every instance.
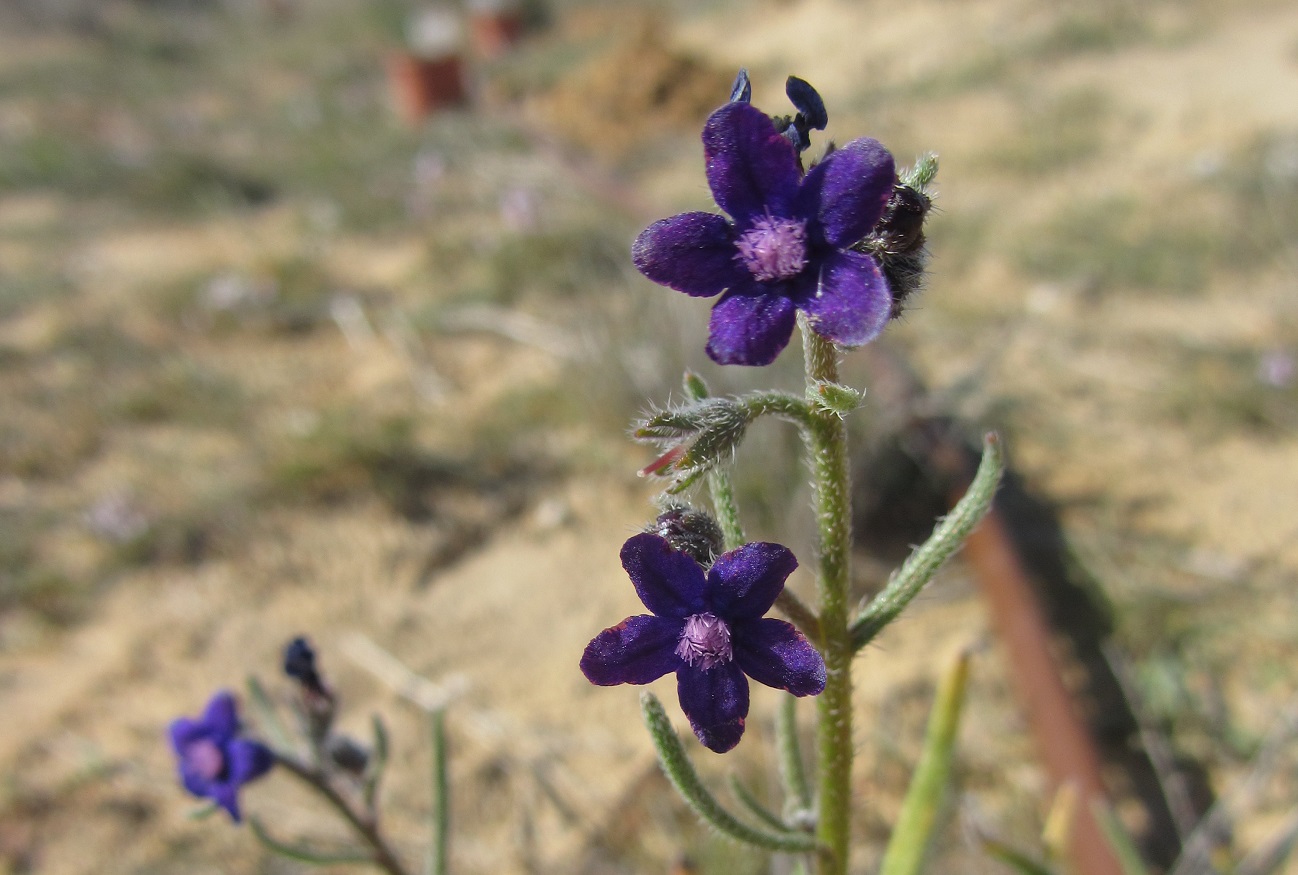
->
[275,753,411,875]
[801,317,854,875]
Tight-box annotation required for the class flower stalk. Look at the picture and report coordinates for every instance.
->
[800,317,855,875]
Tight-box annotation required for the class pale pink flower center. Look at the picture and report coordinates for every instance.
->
[676,612,733,670]
[735,215,808,282]
[186,739,225,780]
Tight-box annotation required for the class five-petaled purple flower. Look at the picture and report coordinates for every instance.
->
[632,101,897,366]
[168,690,275,822]
[581,533,826,752]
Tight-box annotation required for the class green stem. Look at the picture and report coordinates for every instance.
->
[427,709,449,875]
[276,754,411,875]
[710,462,820,641]
[801,317,854,875]
[708,468,745,550]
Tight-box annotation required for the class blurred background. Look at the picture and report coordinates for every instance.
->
[1,0,1297,872]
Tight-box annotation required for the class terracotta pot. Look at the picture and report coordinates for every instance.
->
[385,52,466,124]
[468,9,523,59]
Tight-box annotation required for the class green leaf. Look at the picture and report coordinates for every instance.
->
[728,775,795,833]
[851,433,1003,651]
[776,694,812,815]
[640,692,821,855]
[363,713,390,813]
[245,674,295,753]
[683,370,710,402]
[981,837,1059,875]
[810,381,863,418]
[249,816,372,866]
[879,651,971,875]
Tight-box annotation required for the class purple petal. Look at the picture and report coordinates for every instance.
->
[703,103,800,224]
[677,662,749,753]
[706,290,797,366]
[795,137,895,248]
[211,780,242,822]
[620,533,706,619]
[581,615,684,685]
[733,618,826,697]
[168,717,204,755]
[706,542,798,620]
[228,738,275,786]
[178,762,213,800]
[802,250,891,348]
[632,212,743,298]
[199,690,240,743]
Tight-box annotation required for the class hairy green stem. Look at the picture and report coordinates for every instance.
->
[708,468,745,550]
[801,317,854,875]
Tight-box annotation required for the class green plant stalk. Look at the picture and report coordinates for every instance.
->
[708,467,745,550]
[801,318,854,875]
[640,692,822,855]
[710,465,820,641]
[250,816,374,866]
[275,753,411,875]
[879,651,971,875]
[427,709,449,875]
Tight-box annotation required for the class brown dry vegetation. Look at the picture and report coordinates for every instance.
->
[1,1,1297,874]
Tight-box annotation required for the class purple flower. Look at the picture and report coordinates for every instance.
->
[581,533,826,752]
[632,101,897,366]
[168,691,275,822]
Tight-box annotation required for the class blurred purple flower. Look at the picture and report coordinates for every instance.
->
[168,691,274,822]
[581,533,825,752]
[632,101,896,366]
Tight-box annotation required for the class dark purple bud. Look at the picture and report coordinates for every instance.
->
[284,636,335,741]
[785,76,827,131]
[326,735,370,775]
[650,503,725,568]
[284,636,328,697]
[876,184,931,255]
[729,68,752,104]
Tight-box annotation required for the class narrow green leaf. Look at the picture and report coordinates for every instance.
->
[981,837,1059,875]
[903,153,939,190]
[1092,801,1152,875]
[776,695,812,815]
[728,774,794,833]
[249,816,372,866]
[852,433,1003,651]
[364,713,390,813]
[879,651,971,875]
[426,709,449,875]
[640,692,821,854]
[245,675,295,753]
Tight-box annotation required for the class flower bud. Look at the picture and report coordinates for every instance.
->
[649,502,725,567]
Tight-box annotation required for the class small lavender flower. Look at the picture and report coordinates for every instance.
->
[168,691,275,822]
[581,533,825,752]
[632,100,896,366]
